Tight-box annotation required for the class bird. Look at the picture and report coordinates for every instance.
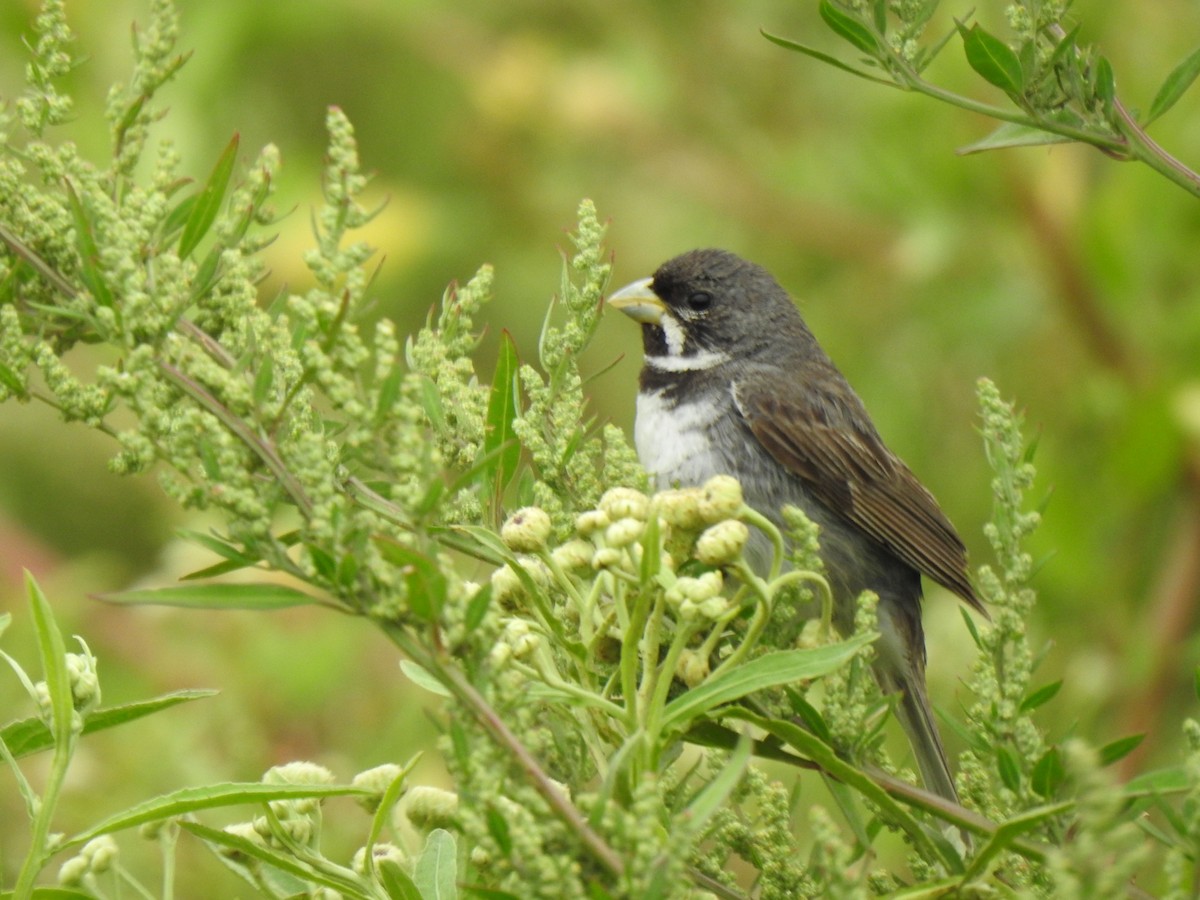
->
[606,247,985,804]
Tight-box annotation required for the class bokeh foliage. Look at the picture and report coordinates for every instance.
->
[1,0,1200,896]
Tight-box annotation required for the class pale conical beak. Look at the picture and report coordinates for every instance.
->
[606,277,665,325]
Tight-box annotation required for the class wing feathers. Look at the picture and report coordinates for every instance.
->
[735,377,985,614]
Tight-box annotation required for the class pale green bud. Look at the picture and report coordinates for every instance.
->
[678,649,710,687]
[503,619,540,658]
[552,538,594,570]
[352,763,403,812]
[694,519,750,565]
[82,835,118,873]
[575,509,611,536]
[599,487,650,521]
[501,506,552,552]
[697,594,731,620]
[490,564,524,602]
[655,488,705,531]
[353,842,407,875]
[406,785,459,831]
[605,516,644,548]
[264,761,335,817]
[592,547,623,570]
[698,475,743,523]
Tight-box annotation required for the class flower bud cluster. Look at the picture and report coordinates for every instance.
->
[58,836,118,886]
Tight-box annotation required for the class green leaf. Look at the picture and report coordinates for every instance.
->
[374,539,448,622]
[1147,45,1200,126]
[480,330,522,498]
[1124,765,1187,798]
[400,659,452,698]
[662,632,875,730]
[995,746,1021,792]
[819,0,880,55]
[1019,680,1062,713]
[760,29,896,86]
[160,192,198,243]
[1093,55,1115,110]
[67,782,368,849]
[0,889,97,899]
[63,181,114,308]
[180,820,365,895]
[364,758,422,894]
[414,828,458,900]
[1031,746,1064,798]
[464,583,492,632]
[957,122,1073,156]
[252,353,275,405]
[727,708,958,870]
[680,730,751,832]
[95,582,319,610]
[26,575,74,752]
[1099,733,1145,767]
[787,690,833,744]
[178,133,240,259]
[379,860,424,900]
[2,689,217,758]
[959,800,1071,881]
[486,805,513,856]
[959,22,1024,97]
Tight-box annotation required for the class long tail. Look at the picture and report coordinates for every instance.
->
[873,605,959,803]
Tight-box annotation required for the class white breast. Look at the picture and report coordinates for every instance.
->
[634,390,726,489]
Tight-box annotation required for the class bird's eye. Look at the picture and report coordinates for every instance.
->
[687,290,713,311]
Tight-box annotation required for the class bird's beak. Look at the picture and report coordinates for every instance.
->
[606,277,664,325]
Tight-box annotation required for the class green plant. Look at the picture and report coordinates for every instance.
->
[4,2,1200,898]
[769,0,1200,197]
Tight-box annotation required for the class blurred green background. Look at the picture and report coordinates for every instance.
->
[2,0,1200,891]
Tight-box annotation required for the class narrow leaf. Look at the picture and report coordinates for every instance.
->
[819,0,880,55]
[1031,747,1064,798]
[2,690,217,758]
[480,330,521,496]
[378,860,424,900]
[1146,45,1200,126]
[464,583,492,632]
[400,660,452,698]
[960,23,1024,96]
[374,539,448,622]
[178,133,240,259]
[486,806,513,856]
[957,122,1072,156]
[1019,680,1062,713]
[1123,765,1187,798]
[662,632,875,730]
[760,29,896,86]
[681,730,752,831]
[66,782,368,849]
[63,181,114,308]
[27,574,73,750]
[1093,55,1115,109]
[180,820,364,894]
[728,709,956,869]
[1099,733,1145,767]
[95,582,319,610]
[413,828,458,900]
[995,746,1021,792]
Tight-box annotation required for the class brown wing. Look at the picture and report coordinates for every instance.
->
[734,375,985,614]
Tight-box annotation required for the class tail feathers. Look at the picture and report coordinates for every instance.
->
[890,670,959,804]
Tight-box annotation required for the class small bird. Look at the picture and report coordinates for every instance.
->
[607,248,985,803]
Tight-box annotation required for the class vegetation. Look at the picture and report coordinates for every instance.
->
[2,1,1199,897]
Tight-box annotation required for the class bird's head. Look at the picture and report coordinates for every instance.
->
[607,248,807,370]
